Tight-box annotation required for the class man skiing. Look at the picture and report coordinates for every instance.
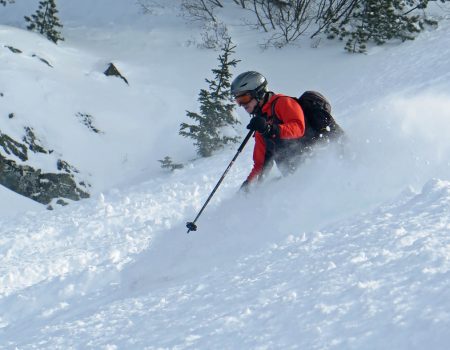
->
[231,71,305,191]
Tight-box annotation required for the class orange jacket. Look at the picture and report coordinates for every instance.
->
[247,94,305,182]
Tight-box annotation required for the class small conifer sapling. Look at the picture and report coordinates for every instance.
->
[24,0,64,44]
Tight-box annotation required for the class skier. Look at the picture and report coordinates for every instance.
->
[231,71,305,192]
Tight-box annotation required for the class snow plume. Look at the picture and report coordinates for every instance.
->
[392,90,450,159]
[350,90,450,188]
[301,90,450,217]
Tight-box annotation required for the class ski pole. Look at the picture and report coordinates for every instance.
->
[186,130,254,233]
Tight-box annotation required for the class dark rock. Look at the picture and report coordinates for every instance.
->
[76,112,103,134]
[31,54,53,68]
[0,131,90,205]
[23,127,47,154]
[5,45,22,54]
[56,199,68,206]
[57,159,79,174]
[0,155,89,205]
[0,132,28,161]
[104,63,129,85]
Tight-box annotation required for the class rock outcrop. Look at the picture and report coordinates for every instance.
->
[0,129,90,209]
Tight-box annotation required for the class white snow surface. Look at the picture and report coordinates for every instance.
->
[1,1,450,349]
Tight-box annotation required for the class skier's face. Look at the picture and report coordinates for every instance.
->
[235,92,257,114]
[243,98,258,114]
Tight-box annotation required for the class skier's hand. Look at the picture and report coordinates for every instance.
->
[247,116,268,134]
[247,117,279,138]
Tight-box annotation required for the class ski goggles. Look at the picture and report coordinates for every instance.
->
[234,92,253,106]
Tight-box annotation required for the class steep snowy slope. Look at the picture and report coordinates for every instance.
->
[2,176,450,349]
[0,24,174,195]
[1,1,450,349]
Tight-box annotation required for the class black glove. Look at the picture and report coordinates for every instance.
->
[247,116,280,138]
[247,116,269,134]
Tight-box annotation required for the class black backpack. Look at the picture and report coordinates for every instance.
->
[272,91,344,145]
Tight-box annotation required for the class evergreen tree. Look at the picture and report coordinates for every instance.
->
[180,38,241,157]
[0,0,15,6]
[326,0,435,53]
[24,0,64,44]
[158,156,184,172]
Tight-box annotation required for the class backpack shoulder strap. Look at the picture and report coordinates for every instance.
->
[270,96,280,119]
[270,95,297,121]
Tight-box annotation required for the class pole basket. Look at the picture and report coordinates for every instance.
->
[186,221,197,233]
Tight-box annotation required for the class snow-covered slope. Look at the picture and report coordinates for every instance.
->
[0,23,189,195]
[1,1,450,349]
[0,183,42,215]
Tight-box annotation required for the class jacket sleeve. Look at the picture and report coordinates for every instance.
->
[247,132,266,182]
[273,97,305,139]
